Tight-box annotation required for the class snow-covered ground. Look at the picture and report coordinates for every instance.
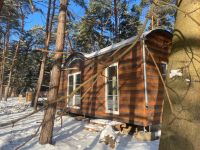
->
[0,98,159,150]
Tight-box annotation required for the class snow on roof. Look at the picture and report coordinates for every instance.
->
[83,28,170,59]
[84,36,136,58]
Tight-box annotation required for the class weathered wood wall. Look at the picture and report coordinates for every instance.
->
[145,30,172,125]
[58,30,172,127]
[80,42,147,125]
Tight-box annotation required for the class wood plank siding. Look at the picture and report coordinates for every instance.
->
[58,29,172,127]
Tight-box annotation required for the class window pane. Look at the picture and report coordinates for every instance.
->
[68,97,73,106]
[112,76,117,95]
[107,96,113,111]
[69,85,73,94]
[68,73,82,106]
[69,76,73,85]
[160,63,167,79]
[76,84,81,95]
[68,75,74,106]
[108,66,117,80]
[74,95,81,106]
[106,64,119,113]
[76,74,81,84]
[113,96,118,111]
[107,68,118,96]
[108,81,113,95]
[75,73,81,96]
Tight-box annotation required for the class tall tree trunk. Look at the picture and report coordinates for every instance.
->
[0,57,4,100]
[4,41,20,101]
[159,1,200,150]
[39,0,67,144]
[0,0,4,13]
[4,8,24,101]
[0,22,10,101]
[32,0,56,110]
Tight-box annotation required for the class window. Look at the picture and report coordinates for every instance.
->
[160,62,167,78]
[67,72,81,107]
[105,63,119,114]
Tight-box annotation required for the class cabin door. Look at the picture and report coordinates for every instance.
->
[105,63,119,114]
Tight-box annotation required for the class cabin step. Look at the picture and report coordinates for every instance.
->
[134,130,161,141]
[89,119,124,127]
[84,123,104,132]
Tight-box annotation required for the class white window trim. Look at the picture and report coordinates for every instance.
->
[105,62,119,115]
[67,72,81,109]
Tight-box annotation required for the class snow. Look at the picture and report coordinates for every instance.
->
[84,36,136,58]
[84,124,104,132]
[90,119,123,126]
[99,125,117,142]
[83,28,170,59]
[0,97,29,115]
[155,130,161,138]
[169,69,183,78]
[0,97,159,150]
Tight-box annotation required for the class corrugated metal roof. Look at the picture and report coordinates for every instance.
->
[83,28,171,58]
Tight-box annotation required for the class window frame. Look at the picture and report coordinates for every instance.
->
[67,72,81,108]
[105,62,119,115]
[160,61,168,77]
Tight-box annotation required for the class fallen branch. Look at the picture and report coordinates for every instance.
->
[35,48,70,54]
[15,122,42,150]
[0,106,45,128]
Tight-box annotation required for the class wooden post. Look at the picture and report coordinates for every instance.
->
[151,15,154,30]
[18,94,22,103]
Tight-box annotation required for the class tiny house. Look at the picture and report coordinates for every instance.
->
[58,29,172,128]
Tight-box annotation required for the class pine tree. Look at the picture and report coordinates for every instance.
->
[139,0,176,30]
[74,0,142,53]
[13,30,44,94]
[0,0,37,100]
[4,8,25,101]
[32,0,56,110]
[39,0,68,144]
[119,1,141,40]
[74,0,112,53]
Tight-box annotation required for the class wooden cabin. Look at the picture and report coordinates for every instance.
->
[58,29,172,128]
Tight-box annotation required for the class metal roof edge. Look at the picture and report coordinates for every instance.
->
[83,28,171,59]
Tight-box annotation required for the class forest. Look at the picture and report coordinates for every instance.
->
[0,0,200,150]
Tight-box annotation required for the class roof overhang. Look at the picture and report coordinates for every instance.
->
[83,28,172,59]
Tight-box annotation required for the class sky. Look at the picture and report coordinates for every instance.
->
[25,0,86,31]
[25,0,143,31]
[10,0,149,42]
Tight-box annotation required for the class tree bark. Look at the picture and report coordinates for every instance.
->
[32,0,56,110]
[159,1,200,150]
[39,0,67,144]
[0,21,10,101]
[0,0,4,13]
[4,41,20,101]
